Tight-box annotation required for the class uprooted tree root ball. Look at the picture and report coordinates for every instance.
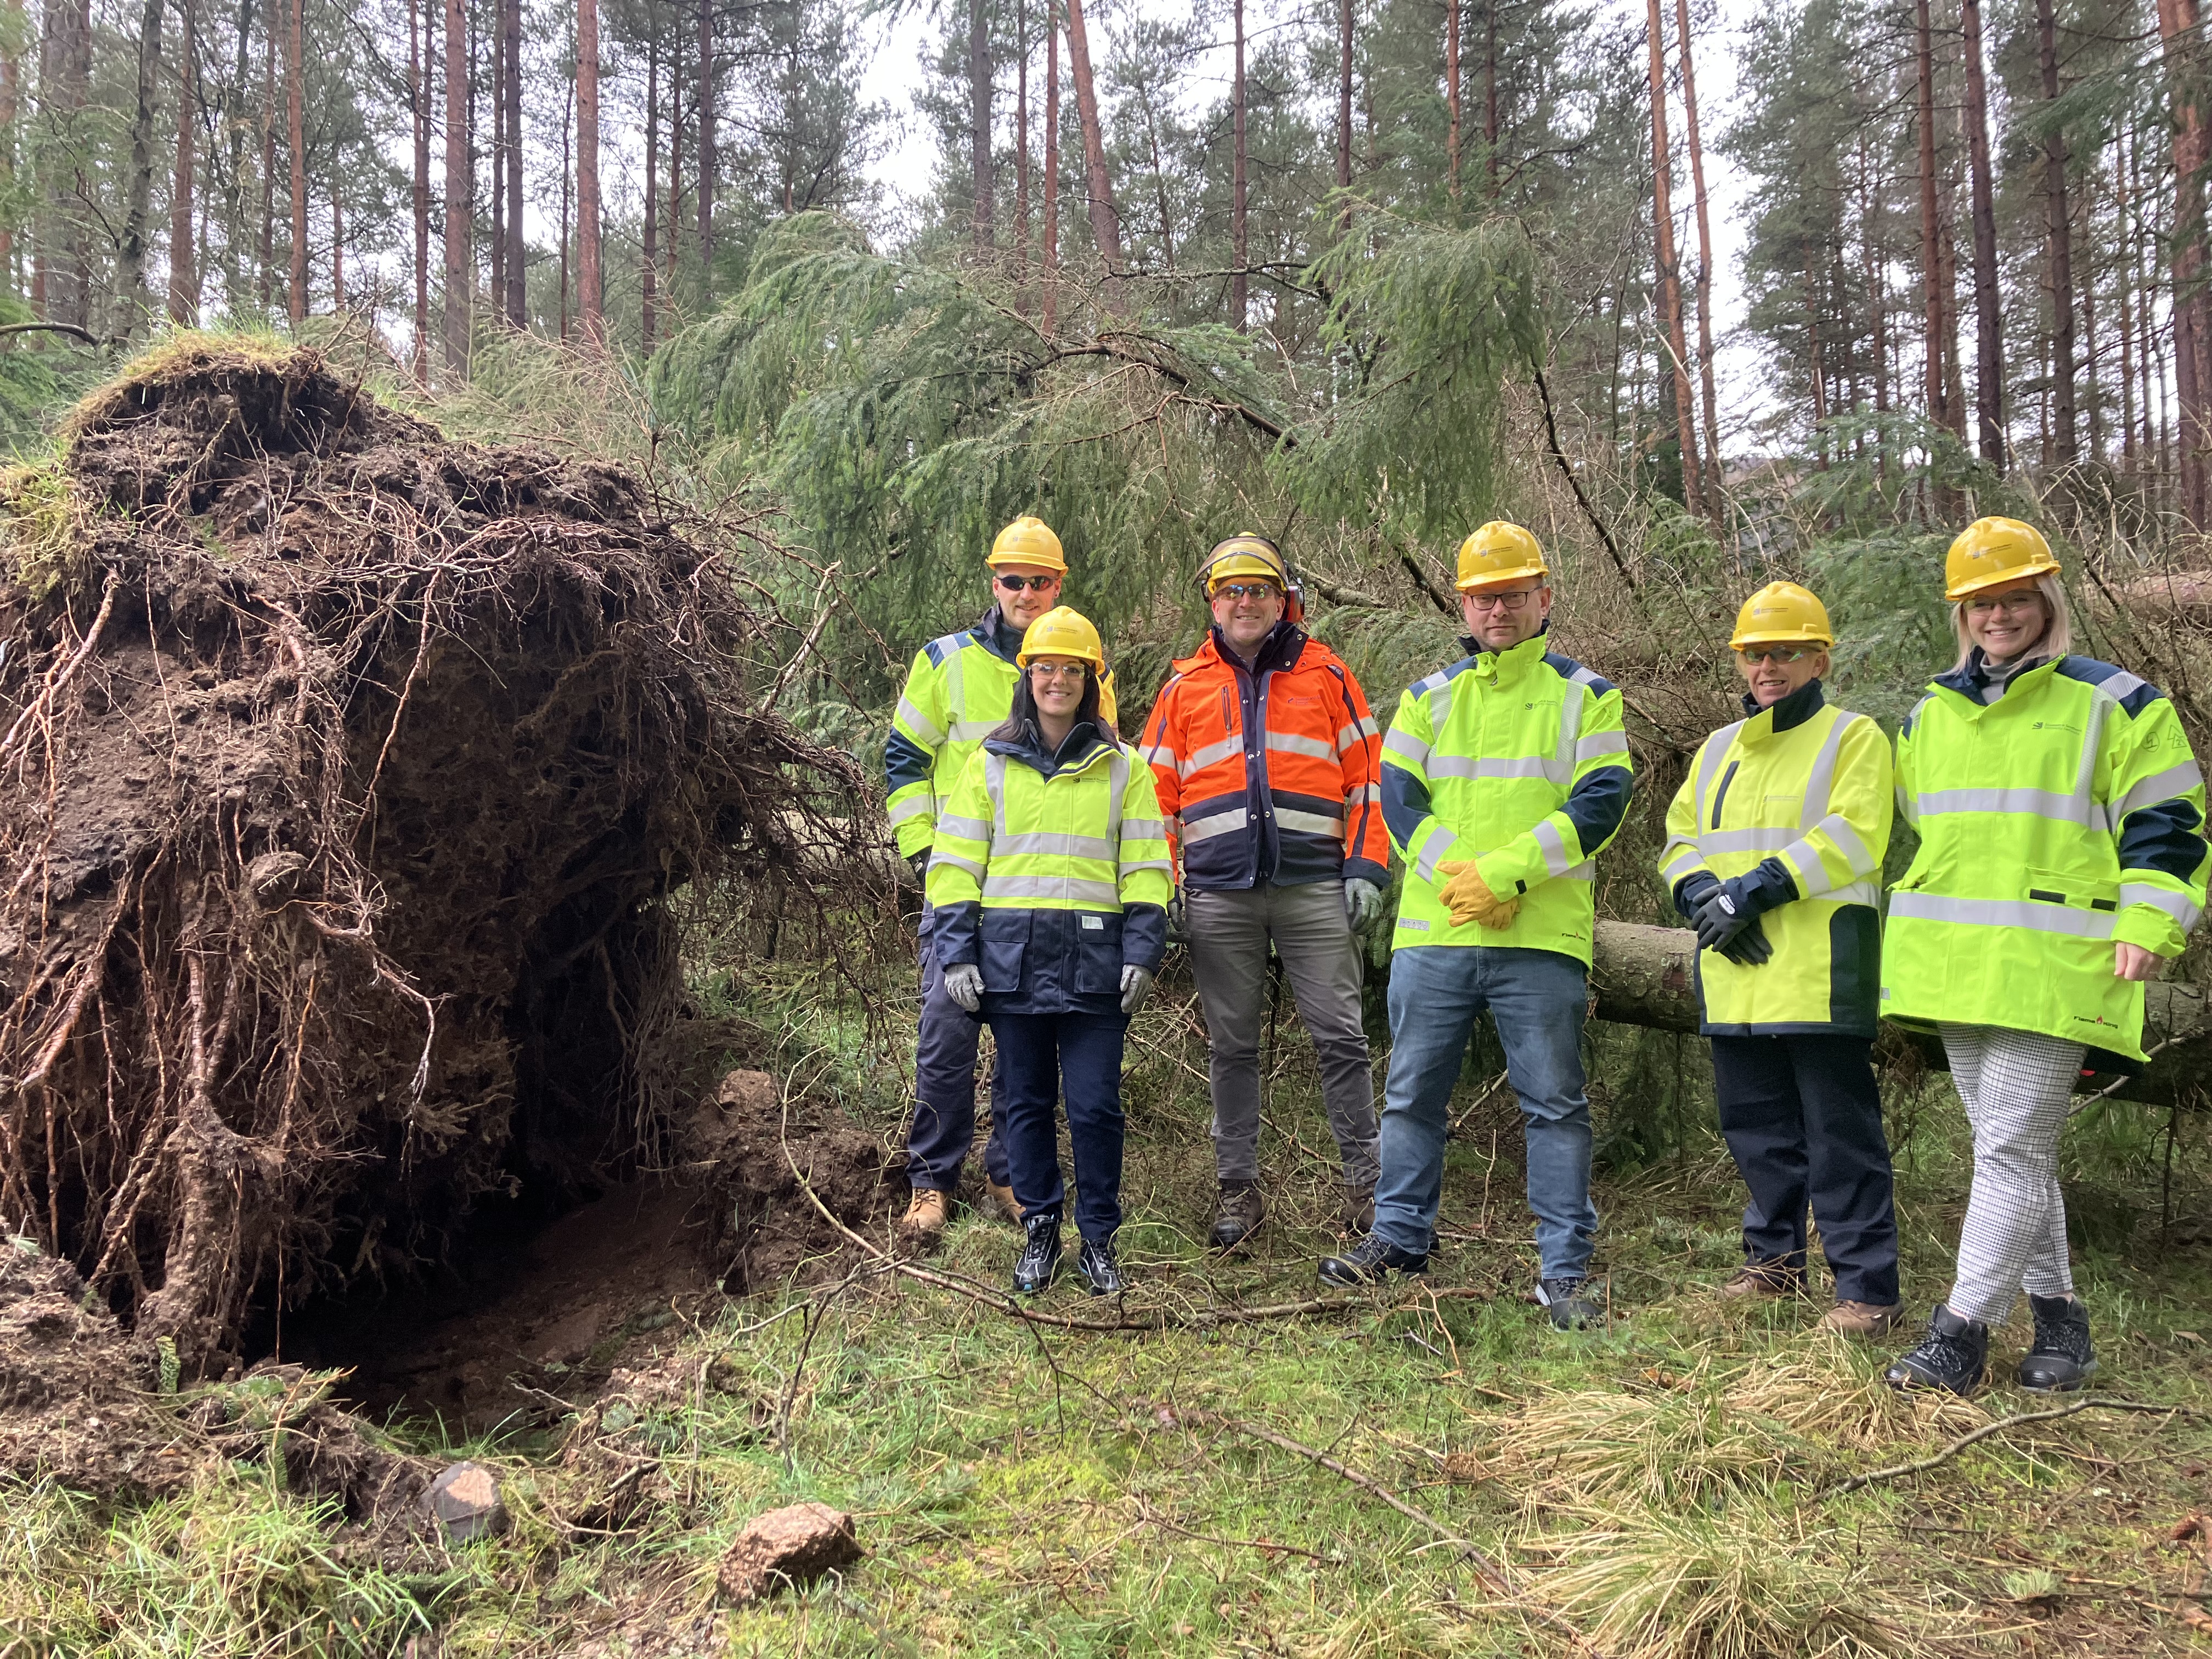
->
[0,338,867,1376]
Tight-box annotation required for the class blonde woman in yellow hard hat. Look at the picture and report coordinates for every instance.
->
[1658,582,1901,1336]
[1883,519,2208,1396]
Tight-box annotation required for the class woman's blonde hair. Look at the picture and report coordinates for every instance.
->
[1948,573,2073,673]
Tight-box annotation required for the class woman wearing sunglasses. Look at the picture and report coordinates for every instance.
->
[1883,518,2207,1395]
[925,607,1173,1295]
[1659,583,1901,1336]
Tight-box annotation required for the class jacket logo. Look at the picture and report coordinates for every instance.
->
[2032,721,2081,735]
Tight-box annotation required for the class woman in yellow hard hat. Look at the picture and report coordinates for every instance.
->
[925,607,1175,1296]
[1881,519,2207,1395]
[1658,582,1901,1335]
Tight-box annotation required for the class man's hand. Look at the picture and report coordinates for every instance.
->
[1120,964,1156,1014]
[1437,860,1519,930]
[1167,889,1189,945]
[2115,941,2160,981]
[1343,878,1384,932]
[943,963,984,1012]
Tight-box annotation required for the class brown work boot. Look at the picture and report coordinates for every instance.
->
[1339,1182,1375,1237]
[897,1188,950,1252]
[1210,1181,1265,1250]
[1718,1260,1807,1300]
[1818,1300,1906,1338]
[983,1177,1024,1226]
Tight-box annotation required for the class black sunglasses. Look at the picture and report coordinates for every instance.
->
[995,573,1059,592]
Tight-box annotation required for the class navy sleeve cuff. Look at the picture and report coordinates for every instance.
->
[1122,903,1169,971]
[931,900,983,968]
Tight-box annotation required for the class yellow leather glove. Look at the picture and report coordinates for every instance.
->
[1436,860,1520,931]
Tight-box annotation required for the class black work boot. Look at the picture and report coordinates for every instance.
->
[2019,1294,2098,1392]
[1538,1277,1605,1331]
[1012,1214,1063,1295]
[1210,1181,1265,1251]
[1885,1302,1989,1396]
[1317,1232,1429,1286]
[1077,1236,1125,1296]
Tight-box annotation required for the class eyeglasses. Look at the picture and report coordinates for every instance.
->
[1465,588,1542,613]
[1029,662,1088,681]
[1964,592,2045,619]
[996,573,1060,592]
[1738,645,1817,665]
[1214,582,1282,602]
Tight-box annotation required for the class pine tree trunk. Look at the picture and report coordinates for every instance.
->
[971,0,992,251]
[1645,0,1700,514]
[560,72,572,341]
[504,0,524,325]
[1445,0,1459,201]
[643,32,658,352]
[2035,0,2077,465]
[1016,2,1030,309]
[668,36,683,297]
[2081,196,2102,464]
[578,0,602,340]
[1483,0,1497,188]
[1062,0,1120,273]
[1914,0,1948,432]
[0,14,17,283]
[412,0,428,380]
[119,0,162,323]
[1805,240,1829,466]
[1042,11,1058,331]
[442,0,467,369]
[287,0,307,322]
[697,0,714,288]
[2117,136,2140,473]
[1336,0,1352,198]
[1674,0,1720,501]
[489,5,505,314]
[330,180,343,306]
[1962,0,2005,468]
[2159,0,2209,526]
[259,18,274,309]
[169,0,199,323]
[1232,0,1247,325]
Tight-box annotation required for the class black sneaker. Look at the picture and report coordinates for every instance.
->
[2019,1294,2097,1392]
[1077,1237,1124,1296]
[1885,1302,1989,1396]
[1538,1276,1604,1331]
[1317,1232,1429,1286]
[1012,1215,1063,1295]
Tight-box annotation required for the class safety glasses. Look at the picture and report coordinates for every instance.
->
[995,573,1060,592]
[1465,587,1542,613]
[1028,662,1088,681]
[1737,645,1816,665]
[1963,591,2045,619]
[1213,582,1283,602]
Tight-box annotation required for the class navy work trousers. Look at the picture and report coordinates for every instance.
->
[1710,1032,1900,1306]
[906,904,1011,1193]
[990,1011,1128,1244]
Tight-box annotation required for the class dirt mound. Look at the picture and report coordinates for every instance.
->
[0,338,869,1377]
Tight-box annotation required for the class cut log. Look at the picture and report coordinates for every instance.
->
[1588,921,2207,1106]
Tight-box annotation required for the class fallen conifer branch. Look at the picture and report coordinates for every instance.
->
[1819,1397,2203,1498]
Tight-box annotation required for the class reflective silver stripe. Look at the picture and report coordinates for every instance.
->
[2078,684,2117,819]
[1697,827,1794,855]
[1658,835,1705,876]
[1532,818,1572,877]
[2115,759,2205,821]
[1383,726,1431,766]
[984,753,1009,834]
[1428,754,1550,781]
[1120,860,1173,876]
[1410,818,1458,882]
[1266,729,1335,760]
[1780,839,1825,896]
[1831,879,1878,906]
[1575,730,1630,764]
[1183,734,1244,777]
[1915,787,2102,827]
[895,696,945,746]
[1813,812,1876,877]
[997,831,1115,860]
[1357,715,1381,737]
[1694,721,1745,826]
[948,719,1000,742]
[1397,917,1431,932]
[1553,681,1586,789]
[1107,751,1129,844]
[943,642,969,730]
[1887,890,2117,939]
[929,850,985,879]
[1560,860,1595,883]
[1424,673,1457,736]
[982,875,1121,904]
[1276,807,1346,837]
[2119,883,2204,928]
[1335,721,1365,755]
[1182,810,1249,844]
[1139,739,1176,770]
[1895,780,1916,826]
[2101,669,2150,703]
[1568,665,1605,689]
[888,795,934,826]
[1799,710,1857,827]
[937,813,991,841]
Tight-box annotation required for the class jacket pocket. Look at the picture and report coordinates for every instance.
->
[2027,866,2120,913]
[979,908,1032,993]
[1072,910,1125,996]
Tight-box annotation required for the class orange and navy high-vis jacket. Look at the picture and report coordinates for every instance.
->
[1138,622,1388,891]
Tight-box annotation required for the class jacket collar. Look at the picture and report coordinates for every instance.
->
[1933,647,2060,701]
[1738,677,1825,741]
[1461,625,1551,680]
[984,714,1116,777]
[976,605,1024,665]
[1204,617,1306,677]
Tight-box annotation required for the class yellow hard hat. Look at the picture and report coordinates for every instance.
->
[1730,581,1833,650]
[1016,605,1105,672]
[1198,534,1290,594]
[1944,516,2058,600]
[989,515,1068,574]
[1455,521,1548,592]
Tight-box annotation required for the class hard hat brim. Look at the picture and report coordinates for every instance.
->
[1944,558,2059,601]
[1730,629,1833,649]
[986,550,1069,575]
[1454,563,1549,593]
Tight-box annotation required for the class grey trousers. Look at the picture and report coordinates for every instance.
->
[1187,881,1379,1188]
[1939,1024,2083,1325]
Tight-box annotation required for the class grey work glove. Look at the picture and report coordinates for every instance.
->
[943,962,984,1012]
[1120,964,1156,1015]
[1166,888,1189,945]
[1692,891,1773,966]
[1342,877,1384,932]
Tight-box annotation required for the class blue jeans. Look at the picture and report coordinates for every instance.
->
[1374,945,1597,1278]
[990,1011,1128,1244]
[907,904,1011,1193]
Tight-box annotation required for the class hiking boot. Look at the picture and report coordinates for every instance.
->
[1339,1182,1375,1237]
[2019,1294,2098,1392]
[983,1177,1024,1227]
[1538,1276,1605,1331]
[1718,1260,1807,1300]
[1317,1233,1429,1286]
[1012,1215,1063,1295]
[1885,1303,1989,1396]
[897,1188,950,1252]
[1818,1299,1906,1338]
[1077,1237,1125,1296]
[1210,1181,1264,1250]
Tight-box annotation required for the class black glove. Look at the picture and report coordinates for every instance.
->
[1692,888,1768,960]
[1717,914,1773,966]
[909,850,932,888]
[1166,888,1189,945]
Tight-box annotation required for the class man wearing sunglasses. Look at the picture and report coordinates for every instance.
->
[1320,522,1632,1336]
[1138,535,1388,1248]
[885,516,1120,1250]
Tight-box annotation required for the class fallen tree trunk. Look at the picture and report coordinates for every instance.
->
[1588,921,2209,1107]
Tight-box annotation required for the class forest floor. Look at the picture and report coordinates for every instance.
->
[5,951,2212,1658]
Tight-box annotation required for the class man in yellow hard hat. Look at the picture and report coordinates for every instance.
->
[1320,522,1633,1335]
[885,515,1119,1250]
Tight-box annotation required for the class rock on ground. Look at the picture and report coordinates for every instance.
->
[716,1502,862,1604]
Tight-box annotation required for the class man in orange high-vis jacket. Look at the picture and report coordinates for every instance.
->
[1139,534,1389,1249]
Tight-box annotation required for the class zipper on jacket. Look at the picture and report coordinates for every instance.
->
[1709,760,1742,830]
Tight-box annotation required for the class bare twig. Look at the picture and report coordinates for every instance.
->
[1819,1398,2203,1498]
